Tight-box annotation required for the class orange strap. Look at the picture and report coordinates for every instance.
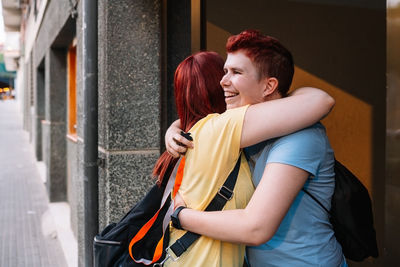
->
[172,156,185,198]
[128,157,186,264]
[128,208,162,263]
[152,235,165,263]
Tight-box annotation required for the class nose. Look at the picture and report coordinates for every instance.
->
[220,73,230,87]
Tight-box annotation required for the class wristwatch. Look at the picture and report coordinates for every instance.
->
[171,206,187,230]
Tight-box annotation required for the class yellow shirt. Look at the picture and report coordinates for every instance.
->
[167,105,254,267]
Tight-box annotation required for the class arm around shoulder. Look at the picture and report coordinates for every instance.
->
[240,87,334,148]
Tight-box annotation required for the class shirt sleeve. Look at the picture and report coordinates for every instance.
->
[266,125,327,177]
[192,105,249,161]
[180,105,250,210]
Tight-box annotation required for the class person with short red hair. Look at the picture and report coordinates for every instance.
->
[167,30,347,267]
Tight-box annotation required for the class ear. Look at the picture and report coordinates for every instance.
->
[262,77,279,97]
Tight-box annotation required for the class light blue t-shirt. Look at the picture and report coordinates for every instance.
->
[244,123,347,267]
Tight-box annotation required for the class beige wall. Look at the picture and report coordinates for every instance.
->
[206,1,386,266]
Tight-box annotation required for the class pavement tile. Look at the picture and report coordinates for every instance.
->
[0,100,67,267]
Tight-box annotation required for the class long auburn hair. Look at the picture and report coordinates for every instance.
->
[152,51,226,185]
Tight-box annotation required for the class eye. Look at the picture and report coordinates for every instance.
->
[223,68,228,74]
[233,70,241,74]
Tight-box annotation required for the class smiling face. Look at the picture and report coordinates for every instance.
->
[221,51,268,110]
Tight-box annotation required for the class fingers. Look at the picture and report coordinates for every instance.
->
[166,141,183,158]
[174,192,187,210]
[166,136,188,158]
[166,141,180,158]
[173,134,194,149]
[165,121,194,158]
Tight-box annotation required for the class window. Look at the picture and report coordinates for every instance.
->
[67,41,77,140]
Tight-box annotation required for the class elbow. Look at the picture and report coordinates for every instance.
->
[319,91,335,117]
[243,223,273,246]
[247,232,273,246]
[324,95,335,118]
[307,86,335,111]
[326,94,335,111]
[319,88,335,110]
[300,87,335,115]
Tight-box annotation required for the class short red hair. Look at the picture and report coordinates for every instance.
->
[153,51,226,184]
[226,30,294,97]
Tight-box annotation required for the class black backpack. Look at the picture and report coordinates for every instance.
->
[303,159,379,262]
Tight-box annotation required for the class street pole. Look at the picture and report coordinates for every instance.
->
[82,0,98,266]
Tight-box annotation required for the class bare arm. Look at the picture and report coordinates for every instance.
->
[165,87,334,154]
[177,163,309,245]
[240,87,334,147]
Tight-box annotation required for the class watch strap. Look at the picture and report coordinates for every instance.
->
[171,206,186,230]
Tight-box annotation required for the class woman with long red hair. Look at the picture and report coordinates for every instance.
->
[152,51,334,266]
[152,51,226,185]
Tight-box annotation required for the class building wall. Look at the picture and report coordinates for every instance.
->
[22,57,32,133]
[74,2,85,265]
[32,60,44,161]
[163,0,192,139]
[28,0,79,255]
[386,2,400,266]
[20,3,193,264]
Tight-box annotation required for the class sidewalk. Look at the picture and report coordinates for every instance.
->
[0,100,71,267]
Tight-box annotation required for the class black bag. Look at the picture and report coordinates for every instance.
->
[94,154,243,267]
[303,159,379,262]
[93,181,172,267]
[93,154,182,267]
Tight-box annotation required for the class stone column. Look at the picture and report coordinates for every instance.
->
[43,48,67,202]
[23,59,31,132]
[97,0,162,229]
[32,62,45,161]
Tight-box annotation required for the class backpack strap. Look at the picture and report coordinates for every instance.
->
[301,188,330,214]
[302,158,337,215]
[129,157,183,265]
[167,154,242,261]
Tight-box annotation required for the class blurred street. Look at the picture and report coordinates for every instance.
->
[0,100,68,267]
